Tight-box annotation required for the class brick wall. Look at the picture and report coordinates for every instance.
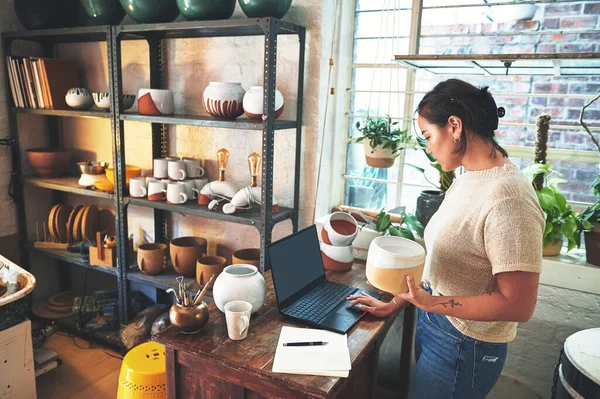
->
[418,1,600,204]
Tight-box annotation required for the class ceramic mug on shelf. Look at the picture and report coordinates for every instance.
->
[168,160,187,181]
[148,180,167,201]
[224,300,252,341]
[153,158,170,179]
[166,182,188,204]
[129,177,147,198]
[182,180,200,200]
[193,178,209,192]
[183,158,205,178]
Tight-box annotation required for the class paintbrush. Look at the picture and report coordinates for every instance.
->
[192,274,214,306]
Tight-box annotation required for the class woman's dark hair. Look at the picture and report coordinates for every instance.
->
[416,79,508,159]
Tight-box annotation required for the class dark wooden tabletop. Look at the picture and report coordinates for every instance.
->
[154,262,396,398]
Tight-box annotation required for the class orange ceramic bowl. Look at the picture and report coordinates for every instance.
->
[105,166,142,187]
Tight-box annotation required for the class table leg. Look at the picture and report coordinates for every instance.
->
[166,347,178,398]
[398,305,416,399]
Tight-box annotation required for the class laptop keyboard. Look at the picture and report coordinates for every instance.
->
[285,281,359,324]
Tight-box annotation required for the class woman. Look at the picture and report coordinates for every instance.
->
[348,79,544,398]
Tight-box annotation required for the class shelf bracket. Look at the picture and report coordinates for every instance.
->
[0,136,17,147]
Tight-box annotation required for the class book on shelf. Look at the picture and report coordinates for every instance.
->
[5,56,80,110]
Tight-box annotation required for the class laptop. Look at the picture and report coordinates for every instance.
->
[267,225,381,334]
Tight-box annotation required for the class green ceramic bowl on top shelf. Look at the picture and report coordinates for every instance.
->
[176,0,236,21]
[80,0,126,25]
[119,0,179,23]
[238,0,292,19]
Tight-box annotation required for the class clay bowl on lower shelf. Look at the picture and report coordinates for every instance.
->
[26,148,72,178]
[232,248,260,268]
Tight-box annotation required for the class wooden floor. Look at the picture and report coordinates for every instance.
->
[36,333,122,399]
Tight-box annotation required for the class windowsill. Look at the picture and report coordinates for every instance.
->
[541,249,600,296]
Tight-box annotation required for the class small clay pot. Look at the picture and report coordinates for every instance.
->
[196,255,227,289]
[232,248,260,268]
[137,243,168,275]
[169,302,209,334]
[170,236,208,277]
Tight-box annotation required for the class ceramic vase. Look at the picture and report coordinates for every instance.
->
[176,0,236,20]
[65,88,94,110]
[80,0,125,25]
[14,0,78,30]
[242,86,284,121]
[415,190,444,228]
[237,0,292,19]
[119,0,179,23]
[137,89,175,116]
[212,264,266,313]
[202,82,245,120]
[320,242,354,272]
[137,243,168,275]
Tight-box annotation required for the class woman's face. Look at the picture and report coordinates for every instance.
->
[417,115,461,172]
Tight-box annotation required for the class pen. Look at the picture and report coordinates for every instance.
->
[283,341,328,346]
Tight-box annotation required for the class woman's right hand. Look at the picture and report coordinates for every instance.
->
[346,292,400,318]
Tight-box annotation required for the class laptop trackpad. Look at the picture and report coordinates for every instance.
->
[320,310,359,334]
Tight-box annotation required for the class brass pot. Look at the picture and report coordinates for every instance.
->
[169,302,209,334]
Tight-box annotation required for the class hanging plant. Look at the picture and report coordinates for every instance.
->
[351,116,411,168]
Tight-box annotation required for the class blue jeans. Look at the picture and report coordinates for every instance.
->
[409,308,508,398]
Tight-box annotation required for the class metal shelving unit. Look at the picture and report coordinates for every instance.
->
[120,113,297,130]
[24,177,114,199]
[30,245,118,276]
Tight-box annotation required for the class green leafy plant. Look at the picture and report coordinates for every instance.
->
[373,209,424,241]
[406,136,456,194]
[525,163,593,251]
[581,175,600,225]
[351,116,411,158]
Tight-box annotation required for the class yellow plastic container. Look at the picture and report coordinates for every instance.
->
[117,341,166,399]
[106,166,142,188]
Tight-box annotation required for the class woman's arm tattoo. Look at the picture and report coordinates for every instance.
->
[432,298,463,308]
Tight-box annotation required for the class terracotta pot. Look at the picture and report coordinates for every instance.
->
[320,242,354,271]
[203,82,245,119]
[196,255,227,289]
[543,237,562,256]
[322,211,358,246]
[169,302,209,334]
[242,86,284,121]
[170,236,208,277]
[137,89,175,116]
[363,140,395,168]
[584,224,600,266]
[232,248,260,268]
[26,148,72,178]
[137,243,168,275]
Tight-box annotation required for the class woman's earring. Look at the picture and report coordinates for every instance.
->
[454,137,460,144]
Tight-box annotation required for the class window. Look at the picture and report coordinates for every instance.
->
[342,0,600,215]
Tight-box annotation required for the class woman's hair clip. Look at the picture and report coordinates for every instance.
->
[497,107,506,118]
[449,97,456,103]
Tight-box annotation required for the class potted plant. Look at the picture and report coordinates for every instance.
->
[351,116,411,168]
[407,136,456,227]
[373,209,424,242]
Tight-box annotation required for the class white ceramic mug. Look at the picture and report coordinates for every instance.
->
[166,182,188,204]
[193,178,208,192]
[148,180,167,201]
[168,160,187,181]
[224,300,251,341]
[183,158,205,178]
[182,180,200,200]
[129,177,147,198]
[153,158,177,179]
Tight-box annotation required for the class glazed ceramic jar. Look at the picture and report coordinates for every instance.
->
[80,0,125,25]
[212,264,266,314]
[137,89,175,116]
[119,0,179,23]
[202,82,245,120]
[242,86,284,121]
[176,0,236,20]
[14,0,78,30]
[237,0,292,19]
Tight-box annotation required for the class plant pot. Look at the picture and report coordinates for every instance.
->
[363,140,395,168]
[415,190,444,227]
[80,0,125,25]
[320,242,354,271]
[202,82,245,120]
[196,255,227,289]
[242,86,284,121]
[584,224,600,266]
[543,237,562,257]
[237,0,292,19]
[232,248,260,268]
[176,0,236,20]
[212,264,267,313]
[488,4,537,23]
[14,0,78,30]
[119,0,179,23]
[137,243,167,275]
[321,212,358,246]
[170,237,208,278]
[26,148,72,178]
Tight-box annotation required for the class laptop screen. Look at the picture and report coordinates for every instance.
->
[267,225,325,305]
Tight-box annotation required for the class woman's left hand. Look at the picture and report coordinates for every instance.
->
[397,276,435,311]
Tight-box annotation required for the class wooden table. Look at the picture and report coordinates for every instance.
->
[153,262,397,399]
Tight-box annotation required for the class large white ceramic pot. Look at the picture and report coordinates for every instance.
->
[202,82,245,120]
[137,88,174,116]
[366,236,425,294]
[490,4,536,23]
[212,264,267,313]
[320,242,354,271]
[363,140,395,168]
[242,86,284,121]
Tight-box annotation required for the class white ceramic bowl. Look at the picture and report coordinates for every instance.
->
[65,88,94,110]
[323,211,358,246]
[92,92,136,110]
[366,236,425,294]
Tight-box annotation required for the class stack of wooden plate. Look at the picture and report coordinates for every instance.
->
[32,291,76,319]
[42,204,115,244]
